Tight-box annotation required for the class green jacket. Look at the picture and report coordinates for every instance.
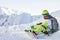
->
[31,21,50,35]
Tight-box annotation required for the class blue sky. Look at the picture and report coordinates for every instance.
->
[0,0,60,15]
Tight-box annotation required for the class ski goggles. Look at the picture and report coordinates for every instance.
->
[42,13,49,15]
[43,14,48,15]
[44,15,49,18]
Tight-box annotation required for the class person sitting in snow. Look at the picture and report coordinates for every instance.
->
[25,21,50,36]
[42,10,59,34]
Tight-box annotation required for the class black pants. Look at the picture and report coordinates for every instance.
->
[43,31,49,35]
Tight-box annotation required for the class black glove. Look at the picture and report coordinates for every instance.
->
[37,22,42,25]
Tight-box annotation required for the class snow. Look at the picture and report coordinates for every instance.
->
[0,7,60,40]
[0,24,60,40]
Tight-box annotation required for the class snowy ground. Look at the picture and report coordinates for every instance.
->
[0,24,60,40]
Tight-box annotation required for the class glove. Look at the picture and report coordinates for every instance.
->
[24,30,30,32]
[31,25,34,29]
[37,22,42,25]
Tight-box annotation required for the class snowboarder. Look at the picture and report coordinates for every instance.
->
[42,10,59,34]
[25,21,50,37]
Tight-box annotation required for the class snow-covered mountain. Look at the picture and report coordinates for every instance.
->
[0,7,42,26]
[0,7,19,15]
[0,7,32,26]
[0,7,60,27]
[4,13,33,26]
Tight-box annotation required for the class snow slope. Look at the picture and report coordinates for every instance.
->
[0,23,60,40]
[0,7,60,40]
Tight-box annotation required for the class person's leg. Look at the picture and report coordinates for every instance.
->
[32,31,38,39]
[43,31,48,34]
[32,31,37,35]
[42,31,50,36]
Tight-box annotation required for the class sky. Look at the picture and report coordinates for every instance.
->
[0,0,60,15]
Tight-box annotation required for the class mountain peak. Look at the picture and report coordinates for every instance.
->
[0,6,19,15]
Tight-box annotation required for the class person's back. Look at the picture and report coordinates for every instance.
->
[42,10,59,34]
[48,15,59,33]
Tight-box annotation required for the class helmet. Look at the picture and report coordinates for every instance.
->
[42,10,49,15]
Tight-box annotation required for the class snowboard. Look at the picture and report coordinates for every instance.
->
[24,30,38,39]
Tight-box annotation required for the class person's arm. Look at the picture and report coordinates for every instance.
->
[37,22,42,25]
